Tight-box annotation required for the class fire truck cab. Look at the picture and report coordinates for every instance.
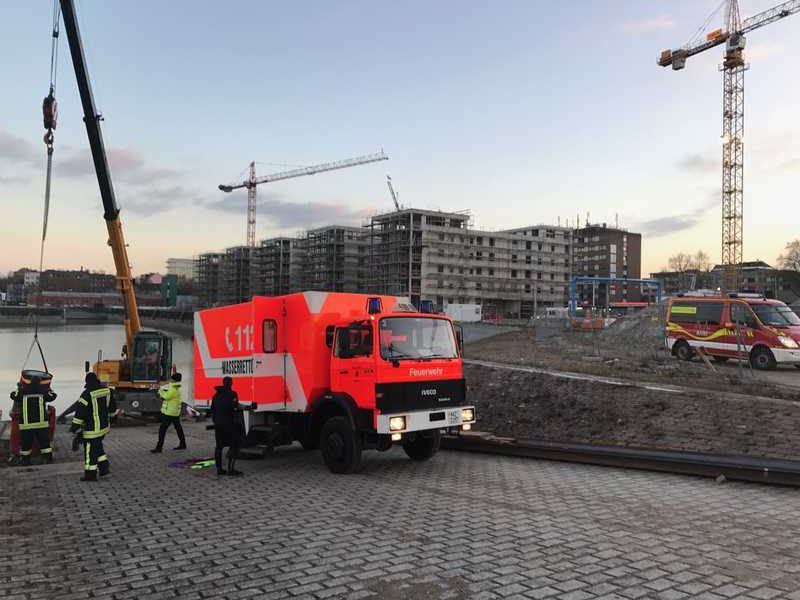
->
[193,291,475,473]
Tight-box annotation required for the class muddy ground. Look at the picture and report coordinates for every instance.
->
[463,314,800,461]
[464,314,800,402]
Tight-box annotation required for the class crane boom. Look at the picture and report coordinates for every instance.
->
[220,151,388,247]
[658,0,800,68]
[219,151,388,192]
[60,0,141,351]
[741,0,800,33]
[386,175,400,211]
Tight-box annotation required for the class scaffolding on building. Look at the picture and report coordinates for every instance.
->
[193,252,224,308]
[304,226,367,293]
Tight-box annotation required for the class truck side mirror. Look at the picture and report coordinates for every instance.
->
[455,324,464,355]
[84,361,90,373]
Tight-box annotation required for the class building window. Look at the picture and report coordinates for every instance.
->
[489,268,494,276]
[511,270,517,278]
[476,282,482,290]
[511,254,517,263]
[489,238,495,247]
[476,267,482,275]
[437,265,444,273]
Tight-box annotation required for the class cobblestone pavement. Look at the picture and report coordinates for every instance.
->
[2,421,800,600]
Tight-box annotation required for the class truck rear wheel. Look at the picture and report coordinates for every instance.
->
[402,430,441,461]
[320,416,361,474]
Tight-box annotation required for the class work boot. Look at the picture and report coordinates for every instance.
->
[173,444,187,450]
[217,468,227,475]
[80,472,97,482]
[19,455,31,467]
[150,447,162,453]
[99,462,110,477]
[42,454,54,464]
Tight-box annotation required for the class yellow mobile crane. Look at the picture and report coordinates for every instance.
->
[59,0,172,417]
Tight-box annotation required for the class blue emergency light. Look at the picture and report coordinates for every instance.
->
[367,297,382,314]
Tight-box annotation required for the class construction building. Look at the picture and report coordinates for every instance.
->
[191,209,642,318]
[194,252,224,308]
[368,209,574,318]
[165,257,194,280]
[219,246,251,306]
[250,237,306,297]
[572,224,642,307]
[651,261,800,305]
[304,226,368,292]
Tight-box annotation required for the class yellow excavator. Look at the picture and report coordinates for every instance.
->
[59,0,173,418]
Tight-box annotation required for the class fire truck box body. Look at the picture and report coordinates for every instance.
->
[194,291,475,472]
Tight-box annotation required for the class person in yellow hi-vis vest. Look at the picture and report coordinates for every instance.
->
[11,371,57,466]
[70,373,115,482]
[151,372,186,453]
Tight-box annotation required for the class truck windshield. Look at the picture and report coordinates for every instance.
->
[752,304,800,327]
[379,317,458,361]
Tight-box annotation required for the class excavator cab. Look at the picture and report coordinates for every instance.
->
[131,331,172,383]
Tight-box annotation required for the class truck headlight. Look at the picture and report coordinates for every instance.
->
[780,336,799,349]
[389,416,406,431]
[462,408,475,422]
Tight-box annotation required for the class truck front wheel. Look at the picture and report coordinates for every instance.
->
[402,430,441,461]
[320,416,362,474]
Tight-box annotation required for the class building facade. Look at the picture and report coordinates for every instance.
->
[192,209,643,318]
[250,237,306,297]
[572,224,642,307]
[165,257,194,280]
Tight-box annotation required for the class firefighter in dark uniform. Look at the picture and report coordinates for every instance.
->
[70,373,115,481]
[10,371,57,465]
[209,377,244,476]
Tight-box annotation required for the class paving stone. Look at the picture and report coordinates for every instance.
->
[1,421,799,600]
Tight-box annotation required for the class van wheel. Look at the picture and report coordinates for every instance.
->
[673,340,693,361]
[750,346,777,371]
[402,430,441,461]
[320,416,361,474]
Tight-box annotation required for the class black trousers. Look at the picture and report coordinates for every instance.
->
[214,425,240,472]
[156,414,185,449]
[20,427,52,457]
[83,436,109,480]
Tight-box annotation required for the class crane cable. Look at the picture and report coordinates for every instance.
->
[23,1,60,373]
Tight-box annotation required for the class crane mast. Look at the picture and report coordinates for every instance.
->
[220,151,389,247]
[658,0,800,291]
[59,0,141,352]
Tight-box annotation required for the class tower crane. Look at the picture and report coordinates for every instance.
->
[386,175,401,211]
[657,0,799,291]
[219,151,389,247]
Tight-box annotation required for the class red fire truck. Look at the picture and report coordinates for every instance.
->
[193,292,475,473]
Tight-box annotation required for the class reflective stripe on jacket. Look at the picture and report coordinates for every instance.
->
[158,382,182,417]
[72,387,112,439]
[19,394,49,430]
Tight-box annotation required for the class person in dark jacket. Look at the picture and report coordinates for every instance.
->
[11,371,57,465]
[209,377,244,476]
[70,373,115,482]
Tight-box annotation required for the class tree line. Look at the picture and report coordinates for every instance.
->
[661,239,800,273]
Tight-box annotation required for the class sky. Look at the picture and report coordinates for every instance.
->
[1,0,798,277]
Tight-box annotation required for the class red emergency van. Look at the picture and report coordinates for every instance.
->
[193,291,476,473]
[666,293,800,370]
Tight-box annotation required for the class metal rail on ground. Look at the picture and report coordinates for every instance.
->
[442,433,800,487]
